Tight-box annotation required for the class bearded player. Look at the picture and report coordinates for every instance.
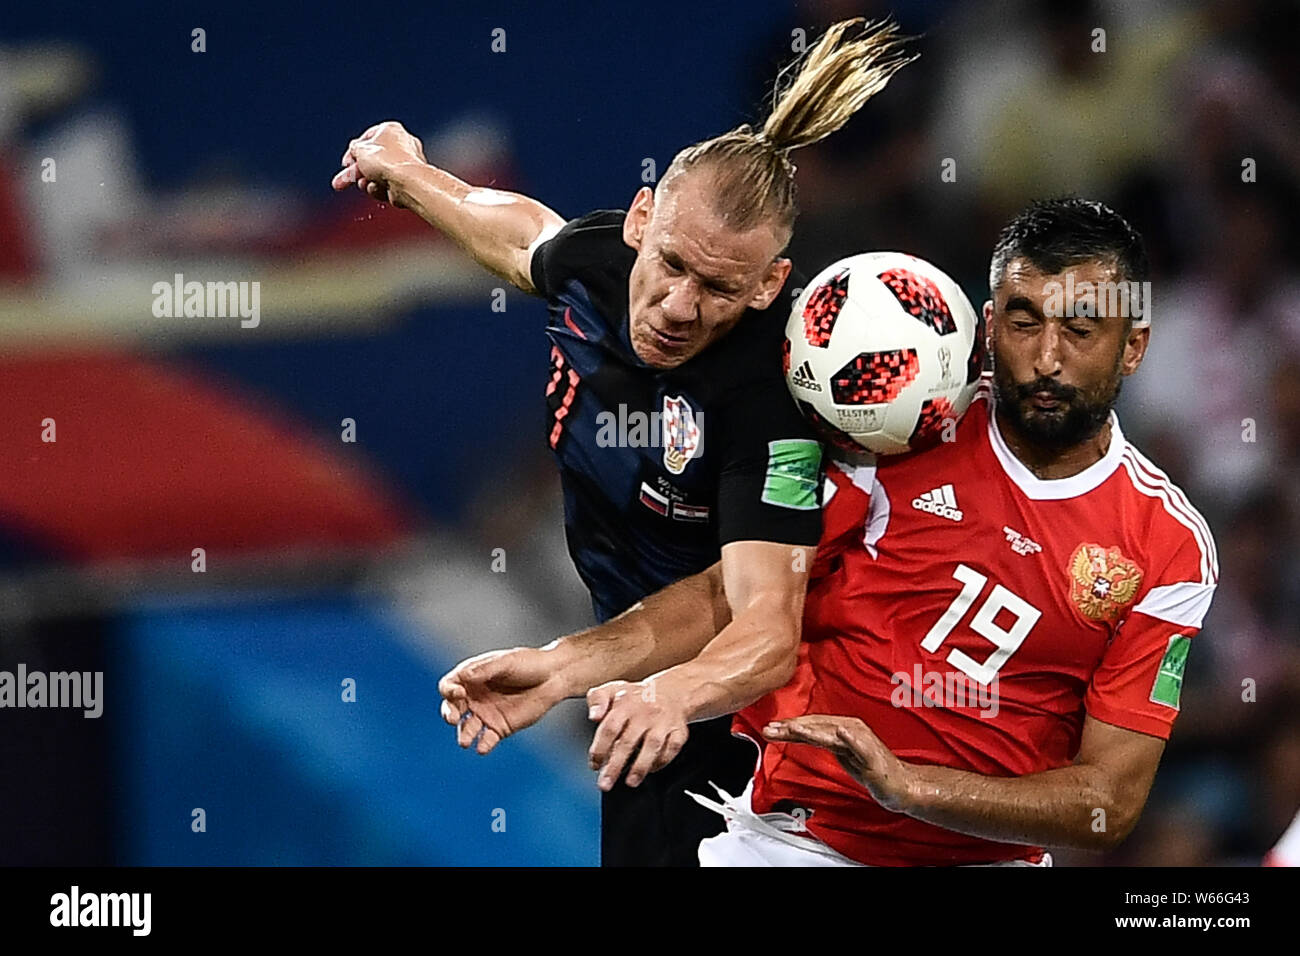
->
[339,21,916,865]
[441,198,1218,865]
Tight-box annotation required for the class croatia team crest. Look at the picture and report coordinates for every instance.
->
[1069,543,1144,622]
[661,394,701,475]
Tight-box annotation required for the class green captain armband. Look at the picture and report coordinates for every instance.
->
[761,439,823,511]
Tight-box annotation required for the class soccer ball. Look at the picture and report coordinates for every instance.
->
[784,251,984,456]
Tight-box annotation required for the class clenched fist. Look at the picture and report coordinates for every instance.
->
[331,120,428,206]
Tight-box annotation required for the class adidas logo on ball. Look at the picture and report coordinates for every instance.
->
[790,360,822,392]
[912,484,963,522]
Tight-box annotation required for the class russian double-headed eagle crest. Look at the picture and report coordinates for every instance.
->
[1069,543,1144,622]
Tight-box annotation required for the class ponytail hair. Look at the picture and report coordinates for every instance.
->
[660,18,917,246]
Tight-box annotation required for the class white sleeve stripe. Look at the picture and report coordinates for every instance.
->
[1128,449,1219,574]
[1119,454,1217,585]
[1131,580,1216,628]
[1123,447,1219,577]
[1122,449,1218,576]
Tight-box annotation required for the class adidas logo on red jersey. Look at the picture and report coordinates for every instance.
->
[912,484,963,521]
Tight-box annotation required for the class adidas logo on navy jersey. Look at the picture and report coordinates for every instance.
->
[912,484,963,521]
[790,360,822,392]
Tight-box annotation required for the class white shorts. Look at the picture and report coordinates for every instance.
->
[688,780,1053,868]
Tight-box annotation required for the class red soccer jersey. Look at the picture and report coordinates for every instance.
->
[734,378,1219,865]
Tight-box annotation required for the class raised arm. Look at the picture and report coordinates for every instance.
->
[332,120,566,292]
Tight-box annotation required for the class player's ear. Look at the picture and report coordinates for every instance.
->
[1121,323,1150,376]
[623,187,654,251]
[751,257,793,310]
[982,300,995,347]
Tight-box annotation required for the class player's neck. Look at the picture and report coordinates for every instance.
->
[993,408,1113,481]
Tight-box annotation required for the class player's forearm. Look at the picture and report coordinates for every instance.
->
[544,566,731,699]
[897,760,1137,851]
[385,162,560,291]
[650,595,802,724]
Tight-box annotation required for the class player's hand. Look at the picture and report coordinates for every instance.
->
[331,120,427,206]
[763,715,913,812]
[437,647,565,755]
[586,679,690,791]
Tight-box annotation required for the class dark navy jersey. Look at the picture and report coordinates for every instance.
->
[531,210,824,622]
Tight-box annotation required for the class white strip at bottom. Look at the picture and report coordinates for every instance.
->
[689,780,1053,868]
